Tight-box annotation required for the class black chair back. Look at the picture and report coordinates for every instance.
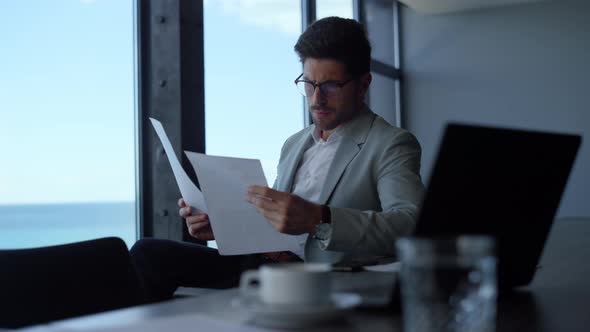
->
[0,237,145,328]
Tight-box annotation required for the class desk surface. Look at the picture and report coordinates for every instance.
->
[21,219,590,332]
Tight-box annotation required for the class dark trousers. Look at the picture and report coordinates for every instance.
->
[129,238,269,302]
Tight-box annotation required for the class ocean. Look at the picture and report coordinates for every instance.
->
[0,201,136,249]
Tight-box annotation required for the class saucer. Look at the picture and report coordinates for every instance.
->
[233,293,362,329]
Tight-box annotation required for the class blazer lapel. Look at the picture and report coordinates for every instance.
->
[318,109,376,204]
[276,130,314,192]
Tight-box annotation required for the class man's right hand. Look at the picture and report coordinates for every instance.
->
[178,198,215,241]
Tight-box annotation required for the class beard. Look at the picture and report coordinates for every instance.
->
[310,104,357,131]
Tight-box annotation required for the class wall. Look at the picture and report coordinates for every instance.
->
[400,0,590,217]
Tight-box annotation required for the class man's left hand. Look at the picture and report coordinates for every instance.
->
[246,185,322,235]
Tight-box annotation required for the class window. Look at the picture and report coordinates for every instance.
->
[316,0,353,19]
[314,0,402,126]
[0,1,137,248]
[203,1,304,248]
[362,0,402,126]
[137,0,401,242]
[204,1,303,186]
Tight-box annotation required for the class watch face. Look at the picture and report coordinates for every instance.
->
[314,222,332,240]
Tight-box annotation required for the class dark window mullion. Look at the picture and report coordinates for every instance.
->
[393,0,403,127]
[137,0,204,242]
[301,0,316,127]
[371,59,402,80]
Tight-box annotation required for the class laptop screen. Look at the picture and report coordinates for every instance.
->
[414,123,581,289]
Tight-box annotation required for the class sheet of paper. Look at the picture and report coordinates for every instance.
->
[149,118,207,213]
[185,152,302,255]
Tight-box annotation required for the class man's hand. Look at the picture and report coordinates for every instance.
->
[178,198,215,241]
[246,186,322,235]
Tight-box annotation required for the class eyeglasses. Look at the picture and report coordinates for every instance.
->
[294,73,354,98]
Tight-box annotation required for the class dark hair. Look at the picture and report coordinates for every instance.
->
[294,16,371,78]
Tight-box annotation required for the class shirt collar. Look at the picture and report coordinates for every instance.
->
[312,125,343,143]
[310,103,370,144]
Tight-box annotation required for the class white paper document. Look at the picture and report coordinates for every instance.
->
[185,152,302,255]
[149,118,207,213]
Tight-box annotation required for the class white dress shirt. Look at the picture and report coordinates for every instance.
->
[289,127,343,258]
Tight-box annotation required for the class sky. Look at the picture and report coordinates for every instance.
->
[0,0,352,205]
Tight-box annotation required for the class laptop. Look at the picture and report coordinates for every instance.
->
[413,123,581,290]
[357,123,582,310]
[350,123,580,309]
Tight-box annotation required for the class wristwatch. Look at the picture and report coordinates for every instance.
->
[312,205,332,241]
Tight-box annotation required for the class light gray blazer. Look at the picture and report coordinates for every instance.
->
[273,107,425,265]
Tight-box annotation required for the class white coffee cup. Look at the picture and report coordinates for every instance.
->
[239,262,332,306]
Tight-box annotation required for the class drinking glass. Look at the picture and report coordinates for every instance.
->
[396,236,497,332]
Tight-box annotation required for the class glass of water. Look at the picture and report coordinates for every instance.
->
[396,236,497,332]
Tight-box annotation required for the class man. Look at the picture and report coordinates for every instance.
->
[131,16,424,302]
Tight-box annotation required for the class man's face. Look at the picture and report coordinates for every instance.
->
[302,58,370,132]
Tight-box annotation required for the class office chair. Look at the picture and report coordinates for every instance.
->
[0,237,145,329]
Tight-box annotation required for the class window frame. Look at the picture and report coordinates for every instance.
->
[136,0,401,241]
[137,0,205,242]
